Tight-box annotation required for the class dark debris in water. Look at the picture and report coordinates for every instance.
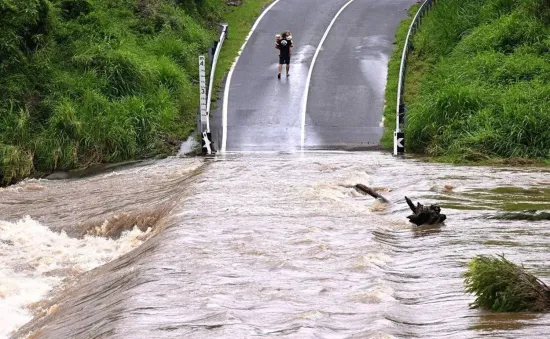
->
[405,196,447,226]
[1,238,14,246]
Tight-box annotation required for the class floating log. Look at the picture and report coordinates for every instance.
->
[355,184,389,203]
[464,255,550,312]
[405,196,446,226]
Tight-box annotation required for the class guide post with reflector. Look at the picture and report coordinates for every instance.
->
[394,103,405,155]
[198,55,212,154]
[394,131,404,155]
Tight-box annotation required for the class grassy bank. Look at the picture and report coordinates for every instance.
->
[382,0,550,164]
[0,0,226,185]
[213,0,273,97]
[0,0,274,186]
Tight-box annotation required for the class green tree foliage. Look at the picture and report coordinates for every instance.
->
[464,255,550,312]
[0,0,224,185]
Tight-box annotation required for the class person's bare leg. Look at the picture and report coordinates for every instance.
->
[278,64,282,79]
[286,64,290,76]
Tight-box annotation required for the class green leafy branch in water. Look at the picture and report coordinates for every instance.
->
[464,255,550,312]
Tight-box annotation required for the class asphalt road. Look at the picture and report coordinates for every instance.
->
[216,0,417,152]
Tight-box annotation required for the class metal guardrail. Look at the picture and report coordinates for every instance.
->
[206,24,228,133]
[394,0,436,155]
[200,23,228,154]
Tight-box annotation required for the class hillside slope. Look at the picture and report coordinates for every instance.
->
[0,0,224,184]
[383,0,550,163]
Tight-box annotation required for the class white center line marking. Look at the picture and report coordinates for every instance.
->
[300,0,356,150]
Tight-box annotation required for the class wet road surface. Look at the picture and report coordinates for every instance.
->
[220,0,415,151]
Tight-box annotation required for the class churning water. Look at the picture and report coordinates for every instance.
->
[1,152,550,338]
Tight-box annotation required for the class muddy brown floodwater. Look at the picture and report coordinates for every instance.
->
[1,152,549,338]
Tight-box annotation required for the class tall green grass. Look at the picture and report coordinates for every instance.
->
[0,0,228,185]
[0,0,276,185]
[383,0,550,163]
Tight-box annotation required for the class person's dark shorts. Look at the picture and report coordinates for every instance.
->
[279,55,291,65]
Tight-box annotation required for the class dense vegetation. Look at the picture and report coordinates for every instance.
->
[464,255,550,312]
[383,0,550,164]
[0,0,228,185]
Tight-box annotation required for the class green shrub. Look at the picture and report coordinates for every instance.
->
[0,0,51,65]
[464,255,550,312]
[59,0,92,20]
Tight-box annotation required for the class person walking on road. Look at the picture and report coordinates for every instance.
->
[275,30,293,79]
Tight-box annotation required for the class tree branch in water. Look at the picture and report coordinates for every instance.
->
[354,184,389,203]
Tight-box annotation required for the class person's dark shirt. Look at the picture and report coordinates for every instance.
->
[278,38,292,57]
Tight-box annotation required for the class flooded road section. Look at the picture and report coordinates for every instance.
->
[0,159,205,337]
[3,152,550,338]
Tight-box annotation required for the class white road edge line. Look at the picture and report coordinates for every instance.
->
[300,0,356,150]
[221,0,282,153]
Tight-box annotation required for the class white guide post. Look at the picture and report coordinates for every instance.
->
[199,55,207,133]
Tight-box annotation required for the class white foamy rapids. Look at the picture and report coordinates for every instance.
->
[313,169,394,216]
[339,169,372,188]
[0,216,151,338]
[315,170,372,200]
